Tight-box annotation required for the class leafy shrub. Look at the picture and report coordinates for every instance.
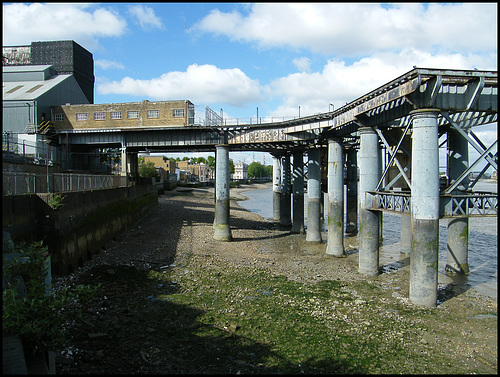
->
[2,241,99,354]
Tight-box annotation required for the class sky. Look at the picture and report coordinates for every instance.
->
[2,2,498,170]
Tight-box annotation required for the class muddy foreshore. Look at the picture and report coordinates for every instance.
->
[53,183,497,374]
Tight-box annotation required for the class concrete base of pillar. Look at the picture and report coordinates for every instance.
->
[409,218,439,307]
[401,215,411,255]
[305,198,322,243]
[273,191,281,222]
[214,223,232,241]
[291,194,305,234]
[213,200,232,242]
[326,202,345,256]
[445,218,469,275]
[358,208,379,275]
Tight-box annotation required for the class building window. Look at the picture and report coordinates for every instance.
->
[147,110,159,118]
[54,113,64,121]
[94,112,106,120]
[173,109,185,117]
[127,110,139,119]
[110,111,122,120]
[76,113,88,121]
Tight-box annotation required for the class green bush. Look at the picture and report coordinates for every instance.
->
[2,241,99,354]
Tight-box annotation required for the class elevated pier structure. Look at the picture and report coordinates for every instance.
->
[51,68,497,307]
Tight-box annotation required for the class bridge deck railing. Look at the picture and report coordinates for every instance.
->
[367,190,498,218]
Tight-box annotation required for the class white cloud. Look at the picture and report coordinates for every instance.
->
[95,59,125,70]
[98,64,263,107]
[292,57,311,72]
[268,48,497,117]
[2,3,127,50]
[194,3,497,56]
[127,5,164,30]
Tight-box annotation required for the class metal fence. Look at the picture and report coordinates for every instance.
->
[3,172,129,195]
[2,132,66,166]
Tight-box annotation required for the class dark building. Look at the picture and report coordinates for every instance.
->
[30,41,94,103]
[3,40,94,104]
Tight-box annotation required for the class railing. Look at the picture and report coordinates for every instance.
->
[3,172,129,195]
[371,191,411,214]
[441,193,498,217]
[368,191,498,218]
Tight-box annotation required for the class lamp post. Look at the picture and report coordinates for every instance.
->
[299,106,301,118]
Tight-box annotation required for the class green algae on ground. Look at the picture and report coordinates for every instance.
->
[145,255,491,374]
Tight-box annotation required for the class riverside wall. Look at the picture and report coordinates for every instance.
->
[3,185,158,274]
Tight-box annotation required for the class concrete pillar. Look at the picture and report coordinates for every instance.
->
[378,147,383,242]
[358,127,380,275]
[409,109,440,307]
[213,145,232,241]
[326,138,345,256]
[401,215,412,254]
[121,147,128,176]
[306,149,322,243]
[272,155,282,222]
[121,148,138,184]
[280,154,292,226]
[291,151,305,234]
[345,148,358,234]
[446,128,470,274]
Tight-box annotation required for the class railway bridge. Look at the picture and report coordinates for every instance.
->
[52,67,497,307]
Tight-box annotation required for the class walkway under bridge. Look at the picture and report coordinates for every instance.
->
[53,67,497,307]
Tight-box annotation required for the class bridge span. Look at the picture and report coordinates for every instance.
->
[52,67,497,307]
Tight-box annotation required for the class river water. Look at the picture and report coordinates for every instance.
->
[240,181,497,299]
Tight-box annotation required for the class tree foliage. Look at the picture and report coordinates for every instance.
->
[248,161,265,178]
[139,160,158,178]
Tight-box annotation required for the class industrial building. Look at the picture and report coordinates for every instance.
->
[3,65,89,135]
[3,40,94,169]
[51,100,195,130]
[3,40,94,103]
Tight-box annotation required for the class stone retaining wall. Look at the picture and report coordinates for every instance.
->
[3,185,158,274]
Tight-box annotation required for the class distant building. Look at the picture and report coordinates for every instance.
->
[177,160,210,183]
[142,156,177,174]
[492,170,497,180]
[233,162,248,180]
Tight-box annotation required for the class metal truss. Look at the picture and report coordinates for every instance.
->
[440,111,498,194]
[369,191,498,218]
[441,193,498,217]
[374,117,412,191]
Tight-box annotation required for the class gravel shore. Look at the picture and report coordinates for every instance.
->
[54,183,497,374]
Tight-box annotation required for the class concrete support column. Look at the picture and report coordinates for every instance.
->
[306,149,322,243]
[409,109,440,307]
[272,155,282,222]
[121,148,128,176]
[401,215,412,255]
[121,148,138,184]
[326,138,345,256]
[446,128,470,274]
[280,154,292,226]
[291,151,305,234]
[358,127,380,275]
[345,148,358,234]
[213,145,232,241]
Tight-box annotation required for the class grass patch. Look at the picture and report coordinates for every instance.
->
[63,257,493,374]
[144,256,475,374]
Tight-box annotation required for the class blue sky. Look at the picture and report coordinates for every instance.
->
[3,3,497,169]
